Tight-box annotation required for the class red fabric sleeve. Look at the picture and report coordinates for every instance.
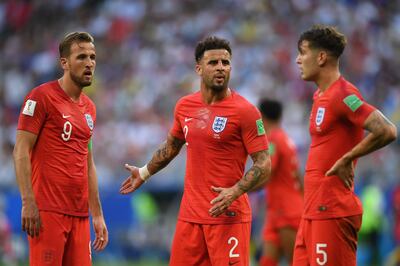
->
[17,89,48,135]
[169,99,185,140]
[240,105,269,154]
[334,89,376,127]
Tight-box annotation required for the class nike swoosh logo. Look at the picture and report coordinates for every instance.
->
[62,114,71,118]
[184,118,193,122]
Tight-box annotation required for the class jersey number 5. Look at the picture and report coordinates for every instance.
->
[316,243,327,265]
[62,121,73,141]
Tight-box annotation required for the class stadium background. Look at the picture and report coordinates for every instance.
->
[0,0,399,265]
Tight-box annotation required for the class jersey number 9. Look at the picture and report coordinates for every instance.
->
[62,121,73,141]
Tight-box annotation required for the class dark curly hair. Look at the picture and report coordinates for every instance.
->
[298,25,346,58]
[195,36,232,63]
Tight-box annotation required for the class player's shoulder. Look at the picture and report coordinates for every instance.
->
[29,80,58,98]
[334,77,363,99]
[175,91,201,106]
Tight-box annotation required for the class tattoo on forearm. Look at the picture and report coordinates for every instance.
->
[148,135,185,174]
[238,150,269,192]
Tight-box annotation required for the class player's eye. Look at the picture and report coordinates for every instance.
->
[221,60,230,66]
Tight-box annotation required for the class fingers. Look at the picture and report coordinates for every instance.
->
[119,179,135,194]
[343,176,354,189]
[124,163,135,172]
[211,186,223,192]
[22,217,26,234]
[209,201,227,217]
[120,164,142,195]
[210,194,223,205]
[93,229,108,251]
[23,216,41,238]
[325,167,335,177]
[119,176,133,192]
[33,217,41,237]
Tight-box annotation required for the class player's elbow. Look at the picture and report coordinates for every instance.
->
[382,124,397,144]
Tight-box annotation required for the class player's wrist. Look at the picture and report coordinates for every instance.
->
[138,164,151,182]
[342,153,354,164]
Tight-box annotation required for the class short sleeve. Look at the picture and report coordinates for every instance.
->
[240,105,269,154]
[334,89,376,127]
[169,100,185,140]
[17,89,48,135]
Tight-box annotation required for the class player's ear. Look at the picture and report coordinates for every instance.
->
[317,51,328,67]
[195,63,202,75]
[60,57,69,71]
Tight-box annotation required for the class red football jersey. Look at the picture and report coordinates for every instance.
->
[170,90,269,224]
[17,80,96,217]
[264,128,303,217]
[304,77,375,219]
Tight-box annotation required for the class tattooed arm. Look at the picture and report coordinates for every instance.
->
[120,134,185,194]
[237,150,271,193]
[326,110,397,188]
[147,133,186,175]
[209,149,271,217]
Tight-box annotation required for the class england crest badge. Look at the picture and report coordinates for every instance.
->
[212,116,228,133]
[315,107,325,126]
[85,114,94,130]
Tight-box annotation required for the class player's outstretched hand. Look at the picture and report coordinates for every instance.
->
[21,199,42,238]
[326,157,354,189]
[120,164,145,194]
[209,185,242,217]
[92,215,108,251]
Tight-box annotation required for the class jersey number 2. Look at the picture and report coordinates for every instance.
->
[228,237,239,258]
[62,121,73,141]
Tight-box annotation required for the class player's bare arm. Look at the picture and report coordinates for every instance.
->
[240,150,271,192]
[13,130,42,238]
[147,133,186,174]
[326,110,397,188]
[88,147,108,251]
[120,133,185,194]
[209,150,271,217]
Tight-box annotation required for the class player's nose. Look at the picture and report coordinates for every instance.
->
[295,55,301,64]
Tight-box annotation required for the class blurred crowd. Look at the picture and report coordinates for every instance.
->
[0,0,399,265]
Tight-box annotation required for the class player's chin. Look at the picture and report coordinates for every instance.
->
[80,79,92,87]
[300,73,311,81]
[211,84,226,92]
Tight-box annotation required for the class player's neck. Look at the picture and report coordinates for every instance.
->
[315,69,341,94]
[58,76,83,102]
[201,86,231,105]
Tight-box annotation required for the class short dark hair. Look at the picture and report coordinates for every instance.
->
[259,98,283,122]
[298,25,346,58]
[195,36,232,63]
[59,32,94,58]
